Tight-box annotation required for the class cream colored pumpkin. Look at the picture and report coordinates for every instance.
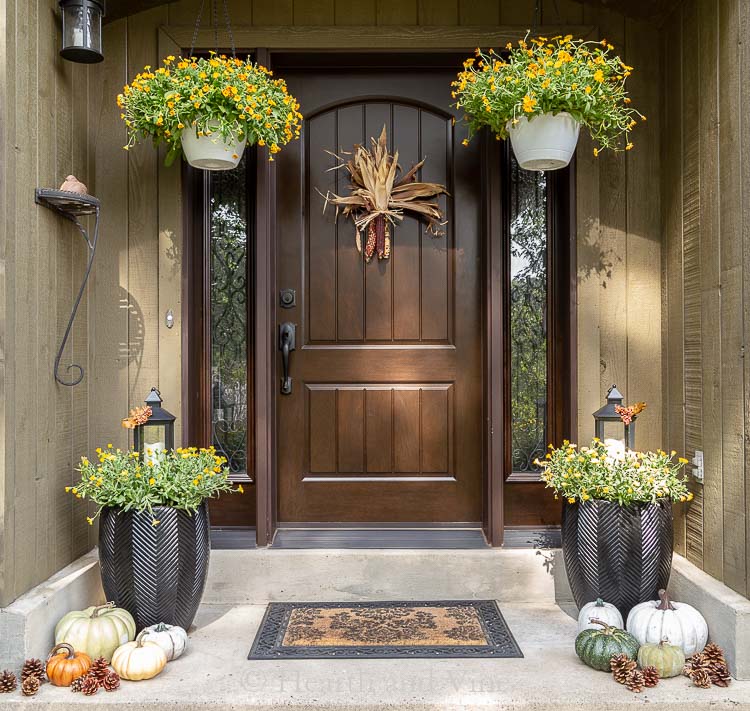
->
[111,631,167,681]
[626,589,708,657]
[142,623,188,661]
[55,602,136,662]
[577,598,624,632]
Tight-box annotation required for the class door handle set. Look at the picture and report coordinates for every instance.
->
[279,322,296,394]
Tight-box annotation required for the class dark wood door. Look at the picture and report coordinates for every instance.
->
[275,64,483,523]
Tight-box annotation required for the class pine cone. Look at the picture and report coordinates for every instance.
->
[0,670,17,693]
[21,658,45,683]
[692,668,712,689]
[70,676,86,692]
[21,676,40,697]
[81,675,99,696]
[625,669,644,693]
[641,666,660,688]
[709,661,732,688]
[610,653,637,684]
[684,652,711,676]
[88,657,110,684]
[102,672,120,692]
[703,643,726,665]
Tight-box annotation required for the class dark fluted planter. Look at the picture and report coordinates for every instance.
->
[562,499,673,619]
[98,503,210,631]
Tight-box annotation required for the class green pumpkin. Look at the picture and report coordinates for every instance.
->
[637,640,686,678]
[575,618,640,671]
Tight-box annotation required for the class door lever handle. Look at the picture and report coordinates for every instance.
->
[279,322,296,395]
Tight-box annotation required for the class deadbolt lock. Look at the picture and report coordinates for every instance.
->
[280,288,296,309]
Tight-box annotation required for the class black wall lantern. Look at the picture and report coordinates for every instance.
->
[592,384,636,450]
[134,388,176,461]
[59,0,105,64]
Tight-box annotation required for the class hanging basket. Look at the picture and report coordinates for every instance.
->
[181,122,247,171]
[506,112,580,171]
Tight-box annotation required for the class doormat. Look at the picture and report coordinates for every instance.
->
[248,601,523,659]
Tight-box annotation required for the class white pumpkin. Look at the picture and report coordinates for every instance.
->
[111,630,167,681]
[577,598,624,632]
[55,602,136,662]
[626,588,708,656]
[141,623,188,661]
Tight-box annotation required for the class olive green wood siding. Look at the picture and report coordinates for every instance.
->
[0,0,97,607]
[661,0,749,596]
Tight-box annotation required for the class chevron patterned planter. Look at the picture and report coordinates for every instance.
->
[562,499,673,619]
[98,503,210,631]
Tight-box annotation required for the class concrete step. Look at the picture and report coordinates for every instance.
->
[1,602,748,709]
[203,548,557,605]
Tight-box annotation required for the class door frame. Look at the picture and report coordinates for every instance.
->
[180,43,577,547]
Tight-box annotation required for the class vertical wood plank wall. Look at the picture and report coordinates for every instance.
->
[661,0,749,596]
[2,0,667,605]
[0,0,96,607]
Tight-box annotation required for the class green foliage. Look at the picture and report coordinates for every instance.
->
[68,446,240,525]
[117,53,302,162]
[539,439,693,505]
[453,34,645,152]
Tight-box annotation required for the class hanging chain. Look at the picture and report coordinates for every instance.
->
[212,0,219,53]
[189,0,206,57]
[188,0,236,58]
[222,0,236,57]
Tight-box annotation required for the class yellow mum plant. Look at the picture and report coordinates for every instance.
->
[453,34,645,153]
[117,53,302,164]
[538,439,693,506]
[68,445,241,524]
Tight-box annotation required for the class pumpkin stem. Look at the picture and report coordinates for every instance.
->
[595,598,604,606]
[90,601,116,618]
[588,618,613,633]
[47,643,75,661]
[135,630,151,647]
[657,589,676,611]
[154,623,168,632]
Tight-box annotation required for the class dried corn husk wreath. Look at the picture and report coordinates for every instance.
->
[321,126,448,261]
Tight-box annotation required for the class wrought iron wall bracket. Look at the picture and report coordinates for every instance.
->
[35,188,101,386]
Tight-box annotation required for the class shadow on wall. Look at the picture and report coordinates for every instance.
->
[118,286,145,372]
[577,215,620,288]
[161,228,182,279]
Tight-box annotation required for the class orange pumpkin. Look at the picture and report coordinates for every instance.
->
[46,643,91,687]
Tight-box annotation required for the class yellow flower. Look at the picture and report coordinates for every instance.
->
[522,94,537,113]
[238,485,245,494]
[107,443,113,448]
[678,457,688,464]
[152,519,161,527]
[567,497,576,504]
[87,517,94,526]
[193,479,199,486]
[149,477,156,486]
[65,486,72,493]
[72,487,78,494]
[593,69,604,83]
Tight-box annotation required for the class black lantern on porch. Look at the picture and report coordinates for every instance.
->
[592,384,636,450]
[59,0,105,64]
[134,388,175,461]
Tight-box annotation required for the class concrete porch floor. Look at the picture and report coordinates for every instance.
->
[1,549,748,709]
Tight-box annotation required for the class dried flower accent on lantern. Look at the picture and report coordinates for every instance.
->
[121,406,152,430]
[321,126,448,262]
[614,402,646,426]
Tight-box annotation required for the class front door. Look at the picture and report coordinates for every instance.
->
[275,58,484,523]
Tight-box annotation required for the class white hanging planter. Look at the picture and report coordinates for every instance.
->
[180,121,247,171]
[507,111,580,171]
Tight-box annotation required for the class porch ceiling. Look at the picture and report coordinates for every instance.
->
[105,0,677,24]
